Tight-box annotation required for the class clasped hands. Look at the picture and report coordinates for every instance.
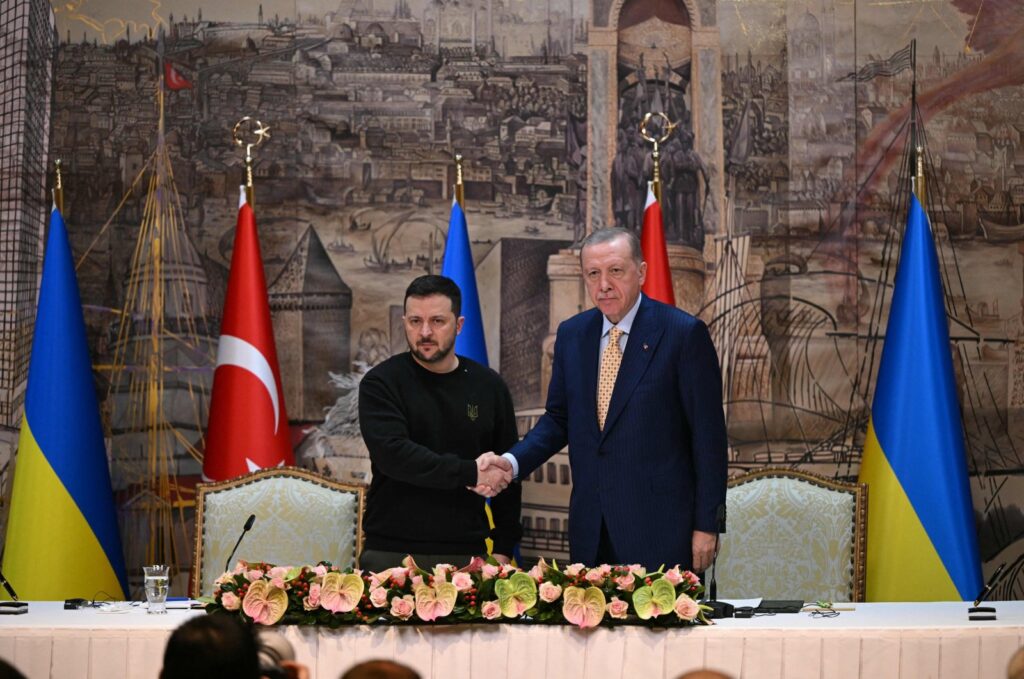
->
[468,452,512,498]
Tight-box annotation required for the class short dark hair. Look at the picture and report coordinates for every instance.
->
[0,658,27,679]
[404,275,462,317]
[160,613,260,679]
[580,227,643,264]
[341,659,421,679]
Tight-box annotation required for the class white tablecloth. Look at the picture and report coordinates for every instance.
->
[1,601,1022,679]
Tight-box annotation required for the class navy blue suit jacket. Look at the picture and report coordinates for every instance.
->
[508,295,728,570]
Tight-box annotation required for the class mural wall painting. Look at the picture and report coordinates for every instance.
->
[2,0,1016,595]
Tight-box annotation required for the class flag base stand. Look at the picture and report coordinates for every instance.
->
[0,602,27,615]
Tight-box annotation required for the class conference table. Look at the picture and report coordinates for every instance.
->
[1,601,1022,679]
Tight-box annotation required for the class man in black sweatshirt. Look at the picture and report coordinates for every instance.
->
[357,275,521,572]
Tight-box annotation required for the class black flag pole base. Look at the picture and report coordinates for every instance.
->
[0,601,28,615]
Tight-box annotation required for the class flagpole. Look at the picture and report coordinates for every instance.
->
[454,153,465,208]
[53,159,64,213]
[909,39,921,200]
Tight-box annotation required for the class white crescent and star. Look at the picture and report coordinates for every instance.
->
[215,334,283,474]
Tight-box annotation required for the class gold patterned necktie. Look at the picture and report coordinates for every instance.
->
[597,326,624,431]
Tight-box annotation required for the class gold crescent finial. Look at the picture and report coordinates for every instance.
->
[232,117,270,206]
[639,112,677,203]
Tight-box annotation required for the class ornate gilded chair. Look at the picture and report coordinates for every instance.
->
[191,467,365,597]
[714,468,867,603]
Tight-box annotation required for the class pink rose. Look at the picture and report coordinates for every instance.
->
[608,596,629,620]
[302,583,321,611]
[221,591,240,611]
[411,575,424,587]
[663,568,683,586]
[500,563,516,577]
[538,582,562,603]
[481,601,502,620]
[565,563,585,577]
[451,572,473,592]
[232,562,246,575]
[481,564,500,580]
[627,564,646,577]
[270,577,286,590]
[246,569,264,582]
[390,594,415,621]
[685,571,700,586]
[674,593,700,621]
[598,564,612,577]
[528,564,545,582]
[614,573,635,592]
[390,568,408,588]
[369,586,389,608]
[585,569,606,586]
[268,566,290,580]
[313,565,328,577]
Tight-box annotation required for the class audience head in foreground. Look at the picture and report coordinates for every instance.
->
[161,613,260,679]
[341,659,421,679]
[1009,645,1024,679]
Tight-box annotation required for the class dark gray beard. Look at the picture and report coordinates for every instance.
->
[410,340,453,364]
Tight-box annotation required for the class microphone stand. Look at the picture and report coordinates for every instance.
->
[225,514,257,573]
[703,504,734,619]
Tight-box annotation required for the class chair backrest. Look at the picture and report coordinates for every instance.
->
[192,467,365,597]
[715,467,867,603]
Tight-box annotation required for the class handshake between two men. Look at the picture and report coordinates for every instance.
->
[468,452,513,498]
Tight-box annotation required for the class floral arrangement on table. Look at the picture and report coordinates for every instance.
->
[200,556,710,629]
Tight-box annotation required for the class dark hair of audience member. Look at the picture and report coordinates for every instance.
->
[340,659,421,679]
[0,658,27,679]
[160,613,260,679]
[1009,645,1024,679]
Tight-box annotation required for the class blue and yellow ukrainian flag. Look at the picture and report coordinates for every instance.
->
[859,194,982,601]
[441,197,488,366]
[1,206,128,600]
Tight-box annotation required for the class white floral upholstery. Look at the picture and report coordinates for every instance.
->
[192,467,364,597]
[715,469,867,603]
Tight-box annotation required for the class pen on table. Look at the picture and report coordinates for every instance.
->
[973,561,1007,607]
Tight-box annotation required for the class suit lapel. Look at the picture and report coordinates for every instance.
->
[601,297,663,439]
[581,310,602,431]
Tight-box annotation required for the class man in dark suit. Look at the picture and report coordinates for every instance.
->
[477,227,727,571]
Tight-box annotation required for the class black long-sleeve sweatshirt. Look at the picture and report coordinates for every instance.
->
[358,352,522,556]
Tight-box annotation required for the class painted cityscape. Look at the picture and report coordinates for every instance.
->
[0,0,1021,597]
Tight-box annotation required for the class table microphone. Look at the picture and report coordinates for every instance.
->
[969,560,1009,621]
[225,514,257,573]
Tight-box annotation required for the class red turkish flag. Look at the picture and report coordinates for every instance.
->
[164,61,192,90]
[640,184,676,306]
[203,188,293,481]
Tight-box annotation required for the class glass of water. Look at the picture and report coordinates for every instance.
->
[143,565,169,614]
